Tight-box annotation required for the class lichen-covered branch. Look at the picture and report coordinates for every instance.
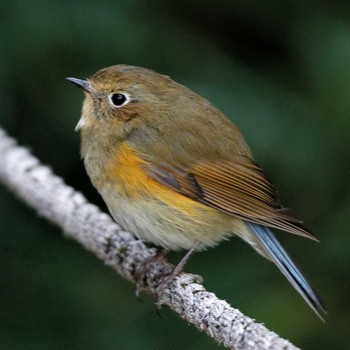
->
[0,127,300,350]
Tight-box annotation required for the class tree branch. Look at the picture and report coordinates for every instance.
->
[0,127,300,350]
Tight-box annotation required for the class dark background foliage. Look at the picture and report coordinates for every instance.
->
[1,1,349,349]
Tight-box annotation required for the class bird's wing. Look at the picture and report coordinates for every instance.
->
[143,155,317,240]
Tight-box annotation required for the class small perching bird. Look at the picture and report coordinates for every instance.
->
[67,65,327,320]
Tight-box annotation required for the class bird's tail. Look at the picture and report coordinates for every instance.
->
[246,222,327,320]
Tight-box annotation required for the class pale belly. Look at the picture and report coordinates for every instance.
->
[99,186,246,251]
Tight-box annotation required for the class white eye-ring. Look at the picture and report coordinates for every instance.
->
[109,93,130,107]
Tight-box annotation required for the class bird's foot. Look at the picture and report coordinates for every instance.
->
[134,249,169,301]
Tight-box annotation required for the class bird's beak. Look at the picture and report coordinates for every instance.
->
[66,77,93,93]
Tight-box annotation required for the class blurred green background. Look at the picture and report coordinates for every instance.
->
[0,1,349,349]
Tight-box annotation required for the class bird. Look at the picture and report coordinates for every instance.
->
[67,64,327,319]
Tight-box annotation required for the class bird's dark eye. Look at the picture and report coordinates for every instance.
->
[110,93,128,107]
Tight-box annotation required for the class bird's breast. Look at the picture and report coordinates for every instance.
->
[96,142,202,218]
[87,142,238,250]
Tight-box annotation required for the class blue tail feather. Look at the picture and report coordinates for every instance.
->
[246,222,327,320]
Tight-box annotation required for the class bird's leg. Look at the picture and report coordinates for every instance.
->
[135,243,202,308]
[155,243,200,304]
[168,245,197,277]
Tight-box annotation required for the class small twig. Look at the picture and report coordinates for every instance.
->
[0,127,300,350]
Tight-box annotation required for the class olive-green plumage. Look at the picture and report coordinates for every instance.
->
[67,64,326,319]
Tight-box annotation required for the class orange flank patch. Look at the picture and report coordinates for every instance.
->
[105,142,202,217]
